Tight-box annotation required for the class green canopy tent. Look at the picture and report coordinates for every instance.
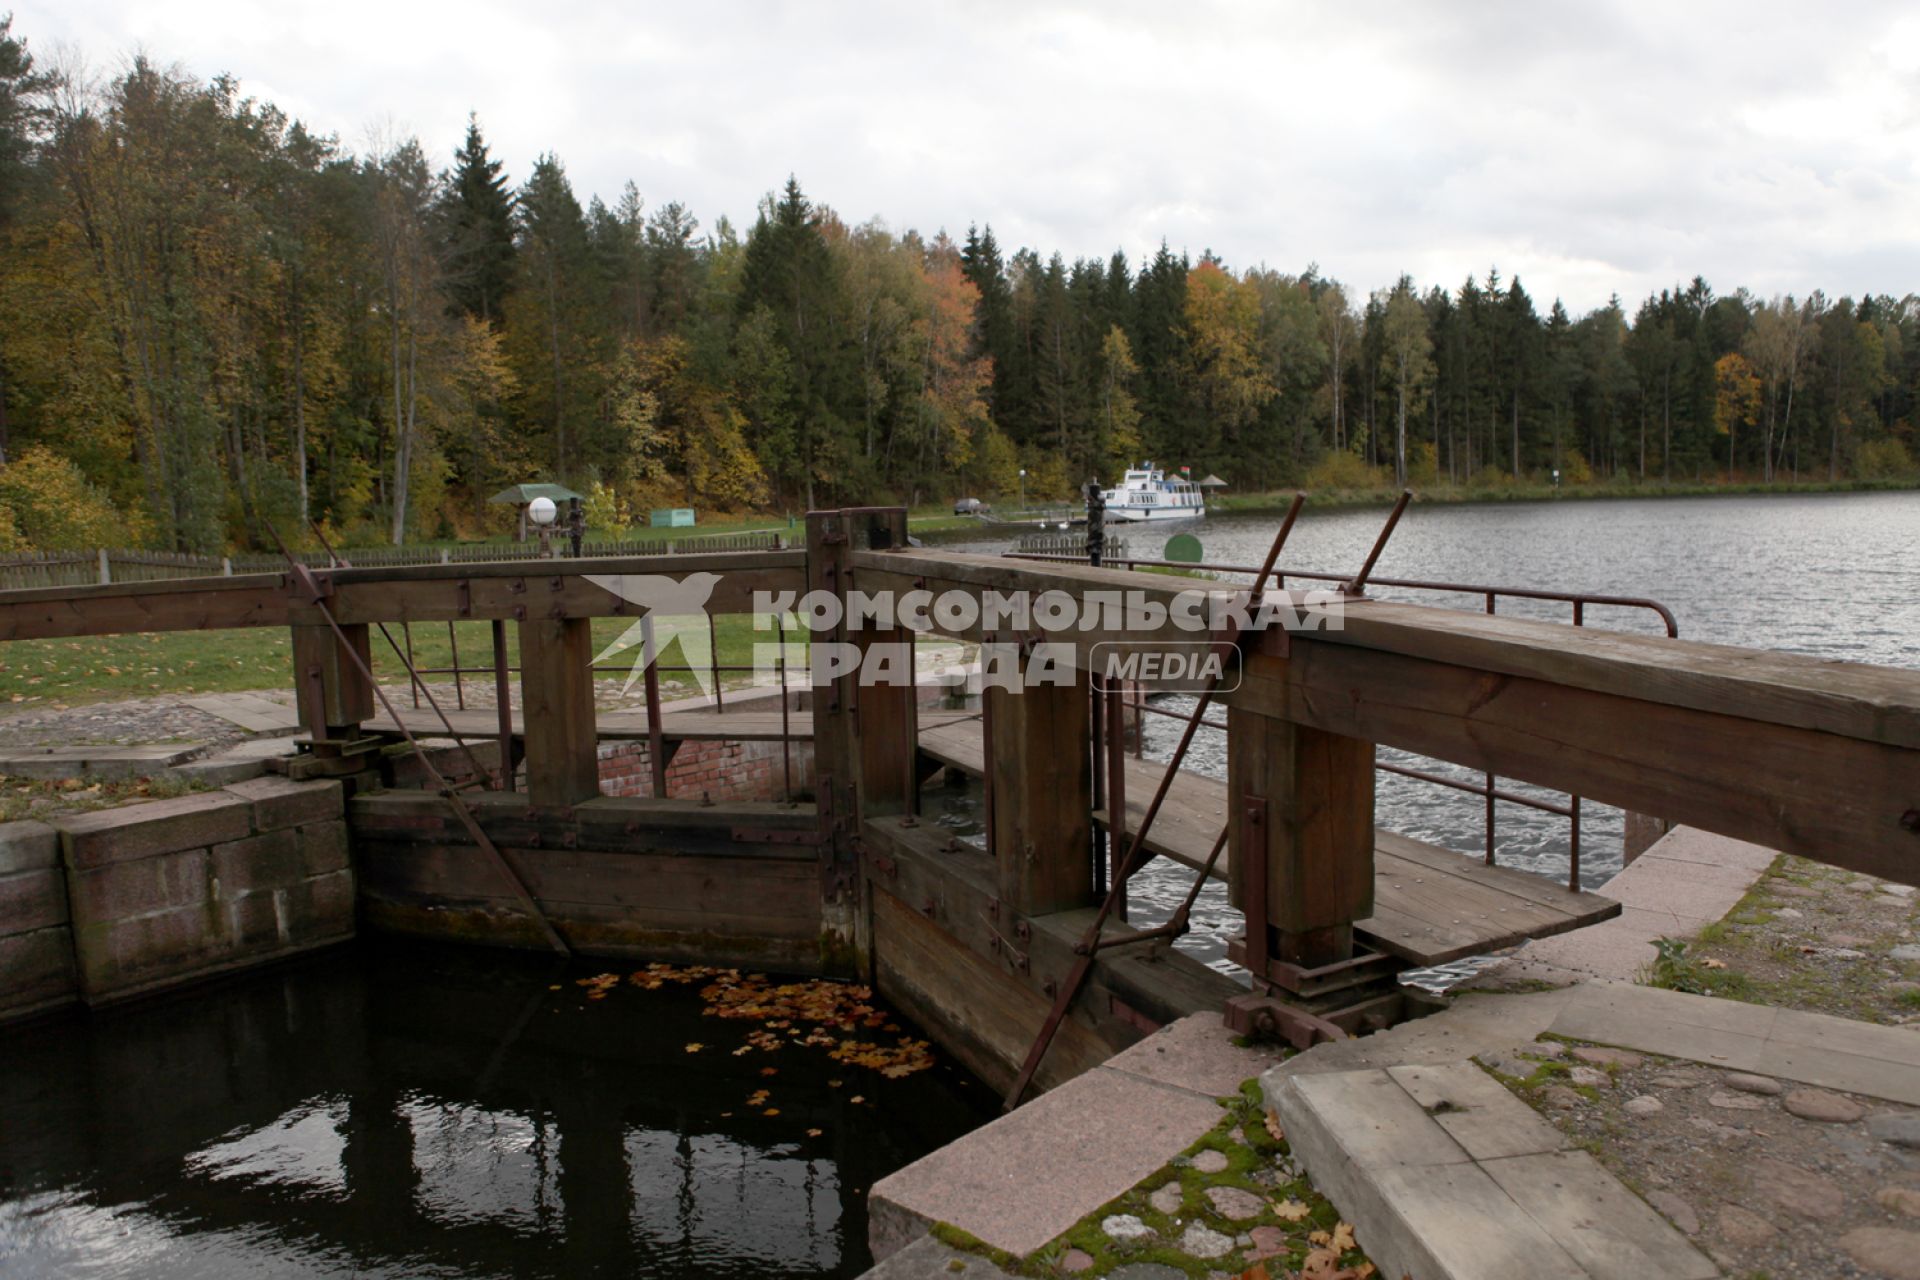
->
[488,483,585,541]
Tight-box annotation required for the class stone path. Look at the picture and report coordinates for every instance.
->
[1483,826,1776,985]
[1270,1059,1716,1279]
[867,1014,1290,1261]
[1485,1037,1920,1278]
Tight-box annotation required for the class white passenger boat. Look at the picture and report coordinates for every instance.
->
[1100,463,1206,522]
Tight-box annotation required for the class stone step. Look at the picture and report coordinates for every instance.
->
[867,1013,1287,1262]
[0,742,208,781]
[1266,1059,1717,1280]
[855,1234,1018,1279]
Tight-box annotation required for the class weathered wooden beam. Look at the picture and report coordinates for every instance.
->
[1239,640,1920,887]
[0,552,806,638]
[1227,704,1375,969]
[0,573,289,639]
[857,549,1920,753]
[859,815,1239,1090]
[291,622,374,737]
[517,618,600,808]
[987,656,1093,915]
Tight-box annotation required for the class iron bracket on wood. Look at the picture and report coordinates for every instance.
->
[732,825,830,847]
[1223,992,1350,1051]
[983,914,1031,973]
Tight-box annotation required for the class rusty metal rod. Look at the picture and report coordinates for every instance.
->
[1003,559,1678,638]
[1343,489,1413,597]
[448,621,466,710]
[267,522,567,955]
[777,617,794,803]
[1091,822,1229,953]
[642,614,668,797]
[492,620,515,791]
[1004,493,1306,1110]
[309,522,496,788]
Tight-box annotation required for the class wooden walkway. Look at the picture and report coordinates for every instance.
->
[915,719,1621,967]
[365,704,978,743]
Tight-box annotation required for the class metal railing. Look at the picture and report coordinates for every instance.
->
[1013,547,1680,890]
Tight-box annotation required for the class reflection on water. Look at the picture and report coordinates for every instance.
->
[946,491,1920,976]
[0,940,993,1278]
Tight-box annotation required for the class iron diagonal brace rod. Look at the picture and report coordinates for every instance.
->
[1003,491,1311,1110]
[266,522,570,957]
[308,522,499,790]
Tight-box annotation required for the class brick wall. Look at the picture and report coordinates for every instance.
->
[17,777,357,1011]
[597,737,816,803]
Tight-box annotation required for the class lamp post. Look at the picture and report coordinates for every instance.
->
[529,495,559,558]
[1018,468,1027,513]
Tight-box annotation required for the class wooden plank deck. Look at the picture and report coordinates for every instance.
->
[366,704,979,744]
[915,718,1622,967]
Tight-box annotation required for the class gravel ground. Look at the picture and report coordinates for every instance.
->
[1485,1040,1920,1278]
[0,696,256,751]
[1664,855,1920,1026]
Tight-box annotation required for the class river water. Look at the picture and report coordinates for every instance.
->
[944,490,1920,975]
[0,940,993,1278]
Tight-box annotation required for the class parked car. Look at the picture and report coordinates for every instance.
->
[953,497,990,515]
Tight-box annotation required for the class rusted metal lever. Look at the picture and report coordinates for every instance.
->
[265,520,569,956]
[309,521,497,789]
[1090,824,1230,954]
[1341,489,1413,597]
[1003,493,1306,1111]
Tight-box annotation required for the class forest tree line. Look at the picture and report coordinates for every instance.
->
[0,19,1916,553]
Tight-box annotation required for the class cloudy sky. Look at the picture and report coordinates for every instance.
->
[18,0,1920,312]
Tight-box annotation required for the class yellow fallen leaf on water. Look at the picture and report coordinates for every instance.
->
[806,1128,822,1137]
[760,1067,778,1076]
[1272,1198,1311,1222]
[850,1095,865,1104]
[763,1108,780,1117]
[684,1043,703,1053]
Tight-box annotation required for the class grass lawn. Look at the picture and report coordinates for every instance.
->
[0,612,967,711]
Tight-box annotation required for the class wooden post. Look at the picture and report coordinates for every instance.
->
[806,507,915,814]
[987,654,1093,916]
[1227,704,1374,970]
[291,622,375,740]
[517,617,600,807]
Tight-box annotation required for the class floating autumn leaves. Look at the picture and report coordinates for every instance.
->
[576,973,621,1001]
[573,962,938,1114]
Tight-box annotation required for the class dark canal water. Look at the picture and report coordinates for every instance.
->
[0,940,994,1278]
[950,490,1920,976]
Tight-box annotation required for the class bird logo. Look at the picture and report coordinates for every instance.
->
[585,572,724,700]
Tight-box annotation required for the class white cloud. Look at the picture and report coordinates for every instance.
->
[16,0,1920,311]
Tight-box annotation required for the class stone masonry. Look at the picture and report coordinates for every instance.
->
[0,777,355,1018]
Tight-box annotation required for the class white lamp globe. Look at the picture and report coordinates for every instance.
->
[528,496,558,526]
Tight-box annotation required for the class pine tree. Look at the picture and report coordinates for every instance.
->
[438,114,516,323]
